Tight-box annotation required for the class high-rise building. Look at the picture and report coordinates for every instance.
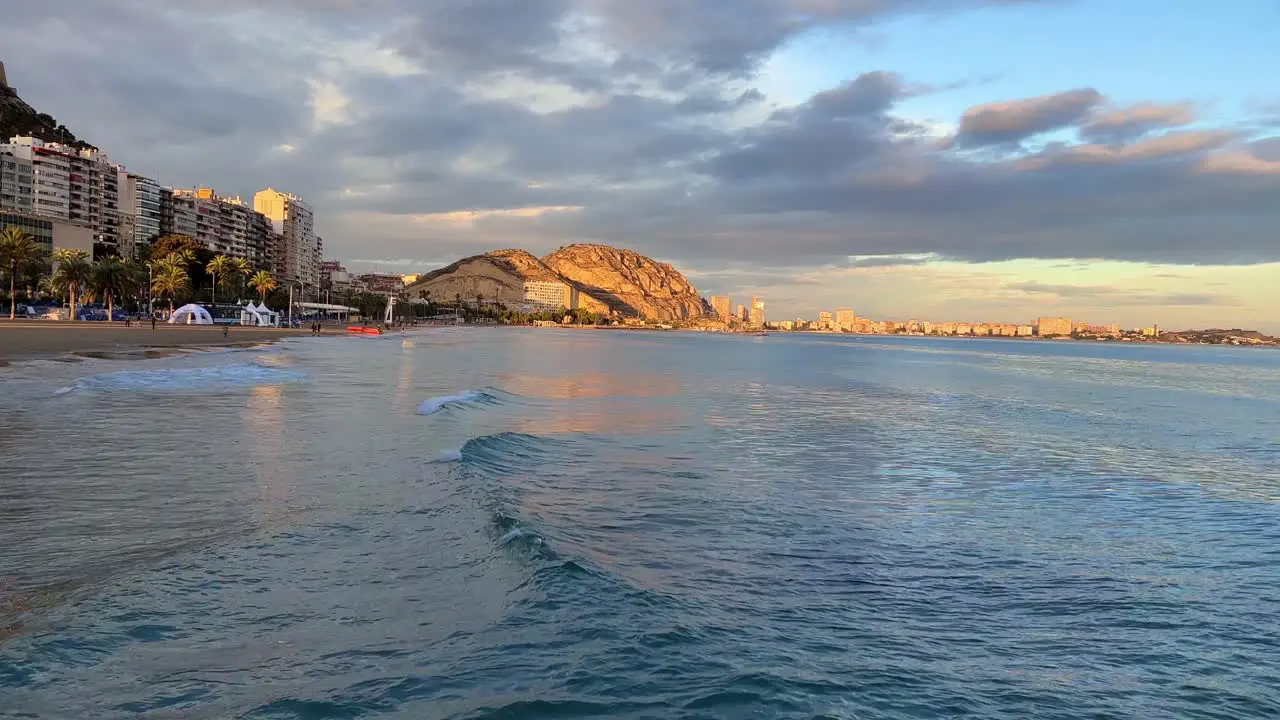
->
[1036,317,1073,336]
[0,137,124,255]
[818,311,833,330]
[835,308,855,332]
[0,146,34,213]
[710,295,731,322]
[116,171,163,259]
[254,187,317,289]
[749,297,765,328]
[158,187,274,267]
[737,304,747,322]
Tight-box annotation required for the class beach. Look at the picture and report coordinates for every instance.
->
[0,320,309,362]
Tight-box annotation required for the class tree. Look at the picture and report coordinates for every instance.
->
[85,257,135,322]
[50,248,92,320]
[206,255,234,306]
[249,270,277,303]
[150,252,191,315]
[232,257,253,300]
[148,234,203,261]
[0,226,46,319]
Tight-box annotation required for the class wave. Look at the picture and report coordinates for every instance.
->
[415,388,513,416]
[54,361,307,395]
[457,432,569,476]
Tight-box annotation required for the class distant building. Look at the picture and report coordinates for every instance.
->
[1016,325,1034,336]
[836,308,855,332]
[254,187,317,289]
[818,311,833,330]
[710,295,732,322]
[360,273,407,298]
[116,171,162,259]
[737,304,747,322]
[522,280,572,311]
[1036,317,1073,336]
[749,297,765,328]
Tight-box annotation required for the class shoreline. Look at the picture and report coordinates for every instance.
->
[0,320,311,363]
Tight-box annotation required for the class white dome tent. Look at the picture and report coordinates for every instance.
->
[168,303,214,325]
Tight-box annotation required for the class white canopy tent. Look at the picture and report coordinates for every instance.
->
[239,302,280,327]
[169,303,214,325]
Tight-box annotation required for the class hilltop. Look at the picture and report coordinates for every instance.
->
[0,63,94,149]
[405,244,708,321]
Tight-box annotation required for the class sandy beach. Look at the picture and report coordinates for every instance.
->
[0,320,311,362]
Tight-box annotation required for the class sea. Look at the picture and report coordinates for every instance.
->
[1,328,1279,719]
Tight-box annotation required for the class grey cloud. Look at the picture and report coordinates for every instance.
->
[948,88,1104,148]
[1079,101,1196,144]
[1007,282,1236,307]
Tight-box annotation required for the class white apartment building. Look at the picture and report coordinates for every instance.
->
[254,187,317,288]
[522,280,571,311]
[0,147,34,212]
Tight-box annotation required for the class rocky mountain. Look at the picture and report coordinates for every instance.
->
[543,244,709,321]
[405,244,708,320]
[0,62,94,149]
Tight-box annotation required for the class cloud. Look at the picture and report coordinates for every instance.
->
[945,88,1104,148]
[1,0,1277,304]
[1006,281,1236,307]
[1079,101,1197,144]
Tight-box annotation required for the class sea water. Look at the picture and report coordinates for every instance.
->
[1,329,1279,718]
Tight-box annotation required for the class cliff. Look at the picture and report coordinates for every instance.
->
[405,244,708,320]
[543,244,709,321]
[0,65,94,149]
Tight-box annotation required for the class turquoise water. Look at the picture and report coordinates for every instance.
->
[2,329,1279,718]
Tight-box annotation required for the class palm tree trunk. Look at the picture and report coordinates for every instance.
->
[69,286,76,321]
[211,274,217,306]
[8,266,15,320]
[107,292,114,323]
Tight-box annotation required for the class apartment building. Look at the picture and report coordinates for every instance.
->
[117,171,162,258]
[254,187,317,288]
[522,280,572,311]
[750,297,765,328]
[836,308,855,331]
[710,295,731,322]
[0,137,126,255]
[1036,317,1073,336]
[0,147,34,212]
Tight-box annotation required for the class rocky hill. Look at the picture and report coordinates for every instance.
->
[543,244,709,321]
[0,63,94,149]
[405,244,708,320]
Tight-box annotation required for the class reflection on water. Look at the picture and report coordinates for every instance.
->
[245,385,299,533]
[496,371,683,399]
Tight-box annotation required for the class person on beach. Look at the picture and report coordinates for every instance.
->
[151,316,156,330]
[223,325,229,338]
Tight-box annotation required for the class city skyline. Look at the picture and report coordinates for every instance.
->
[3,3,1277,330]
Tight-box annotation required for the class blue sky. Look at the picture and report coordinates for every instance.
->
[763,0,1279,122]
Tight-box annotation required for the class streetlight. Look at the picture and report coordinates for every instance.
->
[146,261,153,318]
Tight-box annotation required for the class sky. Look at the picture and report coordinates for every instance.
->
[3,0,1278,330]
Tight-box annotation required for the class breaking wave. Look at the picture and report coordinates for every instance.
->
[415,388,512,415]
[54,361,307,395]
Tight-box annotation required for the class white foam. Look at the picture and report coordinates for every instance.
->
[55,361,306,395]
[434,448,463,463]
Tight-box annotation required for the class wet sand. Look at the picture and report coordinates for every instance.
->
[0,320,311,362]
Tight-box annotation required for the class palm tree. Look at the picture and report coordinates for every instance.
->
[206,255,234,306]
[50,248,92,320]
[85,257,135,322]
[151,260,190,316]
[232,257,253,300]
[0,226,45,319]
[249,269,277,303]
